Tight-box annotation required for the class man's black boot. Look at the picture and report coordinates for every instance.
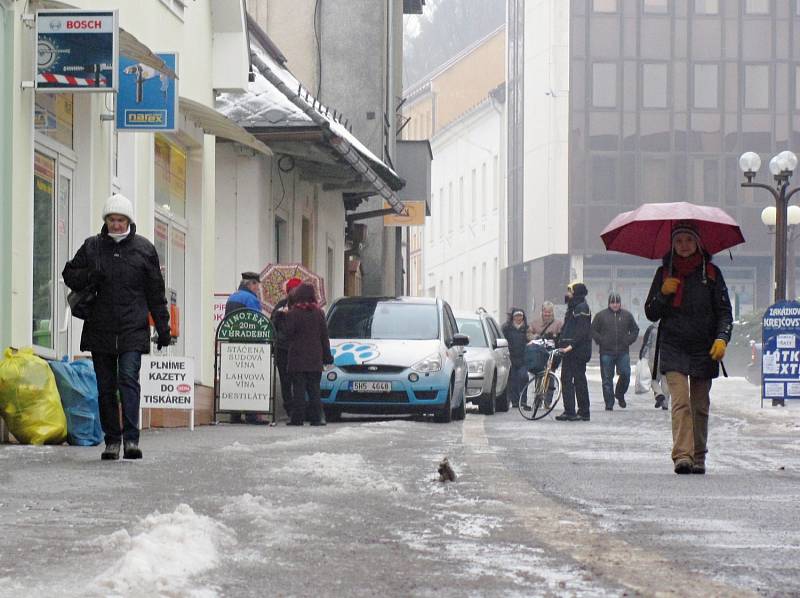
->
[101,442,121,461]
[555,412,579,421]
[123,440,142,460]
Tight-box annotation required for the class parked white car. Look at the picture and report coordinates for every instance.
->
[454,309,511,414]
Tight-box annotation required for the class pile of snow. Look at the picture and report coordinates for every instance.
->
[218,441,253,453]
[275,452,403,492]
[89,504,234,597]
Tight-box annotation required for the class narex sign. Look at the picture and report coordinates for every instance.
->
[217,309,274,343]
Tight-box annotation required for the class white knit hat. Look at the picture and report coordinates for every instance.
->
[102,193,135,223]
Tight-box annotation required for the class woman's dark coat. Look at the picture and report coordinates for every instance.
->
[501,311,529,367]
[63,223,170,354]
[285,284,333,373]
[644,254,733,379]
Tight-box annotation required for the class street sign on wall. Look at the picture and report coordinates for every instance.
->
[117,52,178,131]
[36,10,118,92]
[761,301,800,404]
[383,200,426,226]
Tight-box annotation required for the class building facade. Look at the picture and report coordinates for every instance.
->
[3,0,257,428]
[250,0,417,296]
[506,0,794,328]
[403,27,506,318]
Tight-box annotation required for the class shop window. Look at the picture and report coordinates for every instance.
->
[34,94,73,149]
[155,134,187,218]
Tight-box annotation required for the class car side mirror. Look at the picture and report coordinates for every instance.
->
[494,338,508,349]
[451,333,470,347]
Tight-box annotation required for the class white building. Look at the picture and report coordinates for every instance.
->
[426,90,506,319]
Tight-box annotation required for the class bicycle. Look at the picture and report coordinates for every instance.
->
[518,340,562,421]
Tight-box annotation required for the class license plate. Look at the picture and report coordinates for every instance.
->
[351,381,391,393]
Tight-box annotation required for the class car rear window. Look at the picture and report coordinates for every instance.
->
[456,318,488,347]
[327,301,439,340]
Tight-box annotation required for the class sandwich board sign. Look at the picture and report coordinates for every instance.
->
[140,356,195,430]
[214,309,275,420]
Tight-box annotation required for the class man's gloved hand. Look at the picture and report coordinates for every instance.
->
[157,332,172,351]
[88,269,105,286]
[660,277,680,295]
[709,339,727,361]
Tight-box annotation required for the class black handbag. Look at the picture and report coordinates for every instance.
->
[67,236,100,320]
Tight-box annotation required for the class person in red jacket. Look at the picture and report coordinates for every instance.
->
[284,283,333,426]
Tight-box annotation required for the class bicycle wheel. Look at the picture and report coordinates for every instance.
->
[518,371,561,421]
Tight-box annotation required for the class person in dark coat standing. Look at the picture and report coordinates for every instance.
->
[270,276,303,419]
[224,272,264,424]
[284,283,333,426]
[501,307,530,408]
[645,222,733,475]
[591,292,639,410]
[556,282,592,421]
[63,193,170,461]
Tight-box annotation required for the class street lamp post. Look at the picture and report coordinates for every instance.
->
[739,150,800,302]
[760,205,800,300]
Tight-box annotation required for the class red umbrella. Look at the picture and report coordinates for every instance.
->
[600,202,745,259]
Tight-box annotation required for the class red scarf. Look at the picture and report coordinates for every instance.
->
[664,253,716,307]
[292,301,319,311]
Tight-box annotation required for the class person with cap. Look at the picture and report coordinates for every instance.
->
[225,272,263,314]
[63,193,170,461]
[224,272,264,424]
[502,307,530,408]
[645,222,733,475]
[591,292,639,411]
[555,282,593,421]
[270,277,303,420]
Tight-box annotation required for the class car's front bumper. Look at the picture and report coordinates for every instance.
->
[320,368,451,410]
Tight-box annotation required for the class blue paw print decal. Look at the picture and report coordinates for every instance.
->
[331,343,379,366]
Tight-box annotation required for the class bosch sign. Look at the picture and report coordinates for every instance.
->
[36,9,118,92]
[66,19,104,29]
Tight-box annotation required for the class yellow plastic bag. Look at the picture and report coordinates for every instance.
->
[0,347,67,445]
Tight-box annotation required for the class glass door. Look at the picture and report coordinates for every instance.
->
[55,165,73,358]
[32,148,73,358]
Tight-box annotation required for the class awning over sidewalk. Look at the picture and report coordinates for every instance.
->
[179,97,271,156]
[217,38,406,215]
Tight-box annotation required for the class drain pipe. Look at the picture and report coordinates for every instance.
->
[250,52,407,216]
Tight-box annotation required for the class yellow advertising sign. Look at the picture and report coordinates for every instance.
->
[383,200,426,227]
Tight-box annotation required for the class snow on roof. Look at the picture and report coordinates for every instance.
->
[217,45,402,186]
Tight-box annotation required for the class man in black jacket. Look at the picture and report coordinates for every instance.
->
[556,282,592,421]
[63,194,170,461]
[591,292,639,410]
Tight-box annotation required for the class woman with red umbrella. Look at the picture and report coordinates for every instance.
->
[644,222,733,475]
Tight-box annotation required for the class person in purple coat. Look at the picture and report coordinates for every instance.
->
[284,283,333,426]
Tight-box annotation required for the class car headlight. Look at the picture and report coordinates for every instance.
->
[412,352,443,373]
[467,360,485,374]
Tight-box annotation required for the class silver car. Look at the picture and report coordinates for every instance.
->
[455,309,511,414]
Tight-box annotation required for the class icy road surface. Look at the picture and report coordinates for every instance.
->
[0,370,798,597]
